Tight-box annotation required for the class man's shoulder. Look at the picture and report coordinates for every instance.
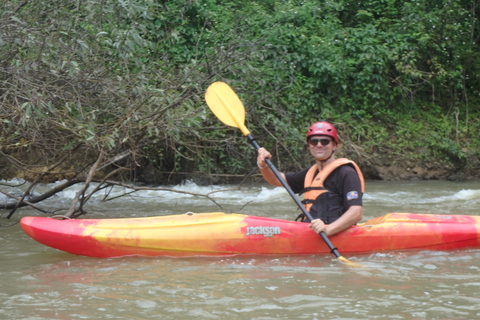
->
[339,162,358,172]
[332,162,358,174]
[329,163,361,184]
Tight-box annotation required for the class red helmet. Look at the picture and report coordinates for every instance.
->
[306,121,338,143]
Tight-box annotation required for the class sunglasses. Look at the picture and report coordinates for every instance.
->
[308,138,332,147]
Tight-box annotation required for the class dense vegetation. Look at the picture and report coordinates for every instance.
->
[1,0,479,215]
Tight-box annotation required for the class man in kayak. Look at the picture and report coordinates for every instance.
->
[256,121,364,236]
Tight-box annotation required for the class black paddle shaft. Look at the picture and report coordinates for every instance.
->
[246,134,341,258]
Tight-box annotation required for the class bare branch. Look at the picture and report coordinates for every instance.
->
[65,151,104,218]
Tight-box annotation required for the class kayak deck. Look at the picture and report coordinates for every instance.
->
[20,212,480,258]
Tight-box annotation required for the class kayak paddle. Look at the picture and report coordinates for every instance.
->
[205,81,358,266]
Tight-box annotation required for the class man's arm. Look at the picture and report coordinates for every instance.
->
[257,147,286,187]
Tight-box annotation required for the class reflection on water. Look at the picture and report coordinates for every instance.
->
[1,180,480,319]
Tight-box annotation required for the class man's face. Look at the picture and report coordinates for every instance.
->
[307,135,336,161]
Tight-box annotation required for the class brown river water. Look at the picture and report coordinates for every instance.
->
[1,179,480,319]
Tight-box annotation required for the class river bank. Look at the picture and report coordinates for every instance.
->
[357,160,480,181]
[2,160,479,186]
[1,147,479,185]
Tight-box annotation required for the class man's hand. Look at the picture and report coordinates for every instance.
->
[257,147,272,168]
[309,219,327,235]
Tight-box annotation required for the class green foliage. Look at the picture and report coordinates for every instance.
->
[1,0,480,182]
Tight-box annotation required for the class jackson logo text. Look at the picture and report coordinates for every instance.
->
[245,226,281,237]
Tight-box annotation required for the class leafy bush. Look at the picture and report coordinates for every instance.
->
[1,0,479,184]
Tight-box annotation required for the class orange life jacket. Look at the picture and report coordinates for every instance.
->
[300,158,365,222]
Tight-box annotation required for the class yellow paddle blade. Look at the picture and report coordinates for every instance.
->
[205,82,250,136]
[338,256,364,268]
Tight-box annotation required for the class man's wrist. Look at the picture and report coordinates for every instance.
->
[257,161,267,169]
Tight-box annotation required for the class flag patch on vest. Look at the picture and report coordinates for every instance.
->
[347,191,358,200]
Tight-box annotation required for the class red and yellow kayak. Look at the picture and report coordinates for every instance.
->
[20,212,480,258]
